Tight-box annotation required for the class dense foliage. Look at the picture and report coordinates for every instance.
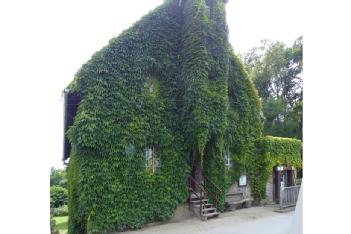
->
[67,2,188,233]
[50,186,68,208]
[224,51,263,194]
[64,1,300,233]
[51,209,59,234]
[50,167,67,189]
[250,136,302,202]
[50,167,68,232]
[243,37,303,139]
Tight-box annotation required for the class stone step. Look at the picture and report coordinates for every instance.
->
[191,199,208,204]
[201,207,216,212]
[192,202,212,208]
[190,196,205,201]
[190,192,204,199]
[202,211,219,216]
[201,211,220,220]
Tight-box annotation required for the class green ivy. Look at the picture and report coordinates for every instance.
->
[250,136,303,202]
[67,2,188,233]
[65,1,301,233]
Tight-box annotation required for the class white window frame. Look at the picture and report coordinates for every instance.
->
[145,147,153,171]
[145,146,161,173]
[224,149,233,170]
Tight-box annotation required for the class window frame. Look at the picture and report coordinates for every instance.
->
[145,146,161,173]
[224,149,233,170]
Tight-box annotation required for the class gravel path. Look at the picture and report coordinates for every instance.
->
[121,206,294,234]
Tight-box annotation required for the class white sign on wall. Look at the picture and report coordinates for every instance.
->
[239,175,247,186]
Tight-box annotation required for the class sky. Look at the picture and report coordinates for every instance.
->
[47,0,302,167]
[43,0,302,169]
[0,0,303,170]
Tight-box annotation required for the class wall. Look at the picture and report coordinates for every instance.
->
[225,181,251,209]
[265,175,274,204]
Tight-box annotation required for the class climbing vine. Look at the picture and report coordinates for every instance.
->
[250,136,303,202]
[67,2,188,233]
[65,1,302,233]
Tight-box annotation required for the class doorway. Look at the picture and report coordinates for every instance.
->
[273,166,295,203]
[189,148,203,191]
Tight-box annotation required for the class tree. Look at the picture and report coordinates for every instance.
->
[50,186,68,208]
[243,36,303,139]
[50,167,67,189]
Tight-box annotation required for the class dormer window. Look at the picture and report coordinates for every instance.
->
[145,146,161,173]
[224,149,233,170]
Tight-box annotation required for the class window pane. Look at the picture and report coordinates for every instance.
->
[156,158,161,168]
[146,147,153,168]
[224,149,232,170]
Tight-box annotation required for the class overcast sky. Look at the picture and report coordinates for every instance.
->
[0,0,302,169]
[49,0,301,168]
[45,0,302,168]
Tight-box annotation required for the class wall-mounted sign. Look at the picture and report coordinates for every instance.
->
[239,175,247,187]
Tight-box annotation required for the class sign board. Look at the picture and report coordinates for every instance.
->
[239,175,247,187]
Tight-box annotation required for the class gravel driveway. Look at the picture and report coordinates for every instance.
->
[121,206,295,234]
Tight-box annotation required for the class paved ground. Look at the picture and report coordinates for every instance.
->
[123,206,294,234]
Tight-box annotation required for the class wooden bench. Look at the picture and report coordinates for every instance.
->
[225,192,253,210]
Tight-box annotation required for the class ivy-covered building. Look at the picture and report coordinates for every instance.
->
[62,0,302,233]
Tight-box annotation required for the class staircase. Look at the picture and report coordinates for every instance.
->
[188,176,221,221]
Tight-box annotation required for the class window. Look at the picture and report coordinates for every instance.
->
[146,147,153,170]
[149,83,155,94]
[224,149,233,170]
[145,76,158,97]
[145,146,161,173]
[155,158,161,169]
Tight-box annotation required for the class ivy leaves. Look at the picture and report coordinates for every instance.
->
[65,1,301,233]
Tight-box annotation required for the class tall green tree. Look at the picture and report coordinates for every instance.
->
[243,36,303,139]
[50,167,67,189]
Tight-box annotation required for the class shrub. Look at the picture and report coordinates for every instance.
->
[50,186,68,208]
[53,205,68,216]
[50,167,68,188]
[50,208,59,234]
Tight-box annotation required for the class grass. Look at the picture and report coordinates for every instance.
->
[53,216,68,234]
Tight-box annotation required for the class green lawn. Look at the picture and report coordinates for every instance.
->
[54,216,68,234]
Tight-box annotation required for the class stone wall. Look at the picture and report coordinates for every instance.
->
[265,175,274,204]
[225,181,251,209]
[169,203,193,222]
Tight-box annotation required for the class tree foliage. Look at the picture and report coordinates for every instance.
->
[243,37,303,139]
[50,186,68,208]
[50,167,67,189]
